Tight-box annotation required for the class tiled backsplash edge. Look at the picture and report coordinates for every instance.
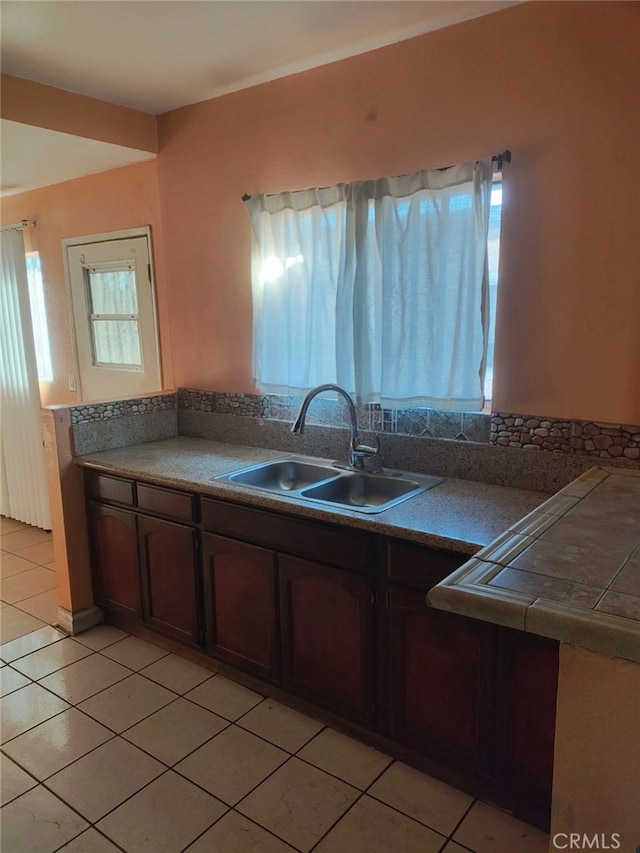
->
[178,389,640,462]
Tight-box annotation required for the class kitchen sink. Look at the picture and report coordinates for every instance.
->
[300,472,422,509]
[226,459,334,492]
[216,455,443,513]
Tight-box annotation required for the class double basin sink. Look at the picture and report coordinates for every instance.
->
[215,454,443,514]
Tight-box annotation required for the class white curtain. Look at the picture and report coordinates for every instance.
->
[0,229,51,529]
[246,159,493,411]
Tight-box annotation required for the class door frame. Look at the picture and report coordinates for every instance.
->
[62,226,161,402]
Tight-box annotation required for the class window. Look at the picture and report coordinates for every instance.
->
[25,252,53,381]
[246,159,500,412]
[84,261,143,369]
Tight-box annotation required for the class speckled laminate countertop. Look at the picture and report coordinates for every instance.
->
[429,466,640,663]
[74,436,549,555]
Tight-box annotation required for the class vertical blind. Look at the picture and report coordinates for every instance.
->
[245,159,493,411]
[0,229,51,529]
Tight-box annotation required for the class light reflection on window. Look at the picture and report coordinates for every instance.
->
[485,178,503,403]
[25,252,53,381]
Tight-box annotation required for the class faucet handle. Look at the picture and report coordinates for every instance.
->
[351,434,380,458]
[349,435,380,470]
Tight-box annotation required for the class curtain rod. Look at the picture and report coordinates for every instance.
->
[0,219,37,232]
[492,149,511,170]
[241,150,511,202]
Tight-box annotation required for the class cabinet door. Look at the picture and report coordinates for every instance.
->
[497,629,558,815]
[138,515,200,647]
[203,533,279,680]
[279,555,374,723]
[389,585,496,771]
[89,503,141,617]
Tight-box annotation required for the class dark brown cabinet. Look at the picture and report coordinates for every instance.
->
[279,555,375,723]
[496,628,559,823]
[385,537,558,827]
[389,584,496,772]
[201,496,375,718]
[139,515,200,646]
[86,471,201,648]
[89,503,141,618]
[202,532,279,680]
[86,468,558,830]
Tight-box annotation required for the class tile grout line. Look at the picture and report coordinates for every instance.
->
[440,797,477,850]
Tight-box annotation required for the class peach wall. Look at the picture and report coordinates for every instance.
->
[1,74,157,152]
[1,160,173,407]
[552,644,640,846]
[157,1,640,424]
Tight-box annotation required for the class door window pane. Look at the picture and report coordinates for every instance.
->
[88,268,138,314]
[92,319,142,367]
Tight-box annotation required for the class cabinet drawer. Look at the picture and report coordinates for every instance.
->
[201,498,370,572]
[137,483,195,523]
[85,470,135,506]
[388,539,466,592]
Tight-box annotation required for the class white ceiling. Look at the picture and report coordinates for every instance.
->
[0,119,156,196]
[0,0,519,196]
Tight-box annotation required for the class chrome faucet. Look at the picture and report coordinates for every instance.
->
[291,384,380,471]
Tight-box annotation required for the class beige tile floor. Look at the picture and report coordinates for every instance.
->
[1,517,550,853]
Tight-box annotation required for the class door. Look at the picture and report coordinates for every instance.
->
[496,629,558,814]
[203,533,279,679]
[138,515,200,647]
[88,503,141,617]
[66,230,161,400]
[389,585,497,771]
[279,554,375,722]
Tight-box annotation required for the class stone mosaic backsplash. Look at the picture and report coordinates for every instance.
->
[70,387,640,464]
[491,412,640,460]
[71,393,177,425]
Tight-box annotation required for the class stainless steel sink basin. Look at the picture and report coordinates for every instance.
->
[216,455,443,513]
[300,473,422,509]
[226,459,334,492]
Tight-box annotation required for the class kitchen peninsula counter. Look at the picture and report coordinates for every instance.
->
[429,466,640,665]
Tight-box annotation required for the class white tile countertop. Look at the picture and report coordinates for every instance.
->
[428,467,640,663]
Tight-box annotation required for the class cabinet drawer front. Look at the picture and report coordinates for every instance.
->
[388,539,466,592]
[85,471,135,506]
[137,483,195,522]
[201,499,369,572]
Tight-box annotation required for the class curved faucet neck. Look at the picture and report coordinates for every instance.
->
[291,384,358,440]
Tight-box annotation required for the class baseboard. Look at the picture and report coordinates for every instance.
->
[56,605,103,636]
